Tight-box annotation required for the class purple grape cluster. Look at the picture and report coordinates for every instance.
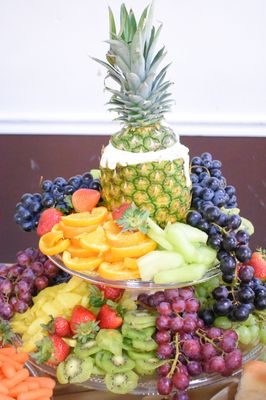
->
[14,171,101,232]
[138,287,242,399]
[0,247,70,320]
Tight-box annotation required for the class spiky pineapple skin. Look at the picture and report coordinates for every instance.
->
[100,158,191,227]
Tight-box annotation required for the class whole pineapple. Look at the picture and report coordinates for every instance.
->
[95,3,191,227]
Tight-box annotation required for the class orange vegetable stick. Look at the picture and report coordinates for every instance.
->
[0,394,14,400]
[12,353,29,364]
[1,368,29,388]
[2,363,16,378]
[0,347,16,356]
[0,355,22,371]
[0,383,8,395]
[8,382,29,397]
[26,382,40,391]
[18,388,53,400]
[25,378,55,390]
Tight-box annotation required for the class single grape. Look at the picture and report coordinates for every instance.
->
[35,276,49,291]
[227,214,241,230]
[172,299,186,313]
[7,265,24,280]
[31,262,44,276]
[152,291,166,306]
[187,361,202,377]
[64,185,75,195]
[225,185,236,197]
[157,343,174,359]
[209,356,225,373]
[224,349,242,371]
[222,235,238,252]
[179,287,194,300]
[0,279,13,296]
[217,249,230,261]
[147,295,156,308]
[200,343,217,361]
[207,234,222,250]
[214,317,232,330]
[221,336,236,352]
[43,260,59,278]
[169,317,184,332]
[237,286,255,303]
[236,230,250,245]
[233,304,250,322]
[204,206,220,222]
[207,327,222,339]
[16,251,31,266]
[41,193,55,208]
[0,303,14,320]
[172,391,189,400]
[183,317,197,333]
[222,273,234,284]
[157,302,172,316]
[235,245,252,263]
[18,291,32,303]
[21,268,35,283]
[172,372,189,391]
[213,298,233,316]
[182,339,201,359]
[185,298,200,313]
[155,330,171,344]
[164,289,179,301]
[223,329,238,341]
[157,376,173,396]
[198,309,215,326]
[191,156,202,166]
[212,286,229,300]
[53,177,67,187]
[239,266,254,283]
[14,300,29,313]
[192,185,203,197]
[137,293,149,305]
[41,180,53,192]
[14,280,31,295]
[254,296,266,310]
[220,256,236,274]
[197,220,210,232]
[158,363,171,376]
[156,315,170,331]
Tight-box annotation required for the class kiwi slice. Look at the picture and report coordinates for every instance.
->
[96,329,123,356]
[95,350,135,373]
[104,370,139,394]
[122,338,133,351]
[132,338,157,352]
[56,354,93,384]
[127,349,156,361]
[134,358,165,376]
[74,341,100,359]
[92,363,106,376]
[122,324,155,340]
[124,311,156,329]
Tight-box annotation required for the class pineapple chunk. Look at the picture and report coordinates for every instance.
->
[28,316,50,335]
[60,276,84,292]
[57,293,82,309]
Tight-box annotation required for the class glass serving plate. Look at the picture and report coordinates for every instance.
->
[28,343,264,396]
[49,255,221,290]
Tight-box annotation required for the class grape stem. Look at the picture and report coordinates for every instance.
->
[167,333,180,378]
[196,329,224,354]
[190,165,211,176]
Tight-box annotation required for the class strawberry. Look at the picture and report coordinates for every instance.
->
[98,285,124,301]
[249,248,266,279]
[43,316,71,337]
[70,305,96,334]
[72,189,101,213]
[37,208,63,236]
[32,334,70,366]
[97,304,123,329]
[112,203,131,221]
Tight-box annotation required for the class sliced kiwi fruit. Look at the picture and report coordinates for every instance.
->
[74,340,100,359]
[56,354,93,384]
[96,329,123,356]
[127,349,156,361]
[132,338,157,352]
[95,350,135,373]
[122,338,133,351]
[134,358,165,376]
[92,363,106,376]
[124,311,156,329]
[122,323,155,340]
[104,370,139,394]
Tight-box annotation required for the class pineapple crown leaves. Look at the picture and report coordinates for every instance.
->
[0,318,16,346]
[116,203,150,234]
[73,321,100,345]
[31,336,54,365]
[92,2,174,127]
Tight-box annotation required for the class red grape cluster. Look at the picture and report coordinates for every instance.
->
[0,247,70,320]
[138,287,242,400]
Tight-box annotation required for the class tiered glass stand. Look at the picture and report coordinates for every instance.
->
[28,255,264,396]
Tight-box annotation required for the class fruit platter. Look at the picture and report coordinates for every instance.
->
[1,3,266,400]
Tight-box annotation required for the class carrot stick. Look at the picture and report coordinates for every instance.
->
[0,383,8,395]
[1,368,29,388]
[0,347,16,356]
[26,382,40,391]
[25,378,55,390]
[0,394,14,400]
[18,388,53,400]
[8,382,29,397]
[0,355,23,371]
[13,353,29,364]
[2,363,16,378]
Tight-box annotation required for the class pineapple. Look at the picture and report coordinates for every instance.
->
[95,3,191,227]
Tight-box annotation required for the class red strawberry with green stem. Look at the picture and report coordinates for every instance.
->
[98,285,124,301]
[43,316,71,337]
[70,305,96,334]
[32,334,70,366]
[37,208,63,236]
[97,304,123,329]
[249,248,266,279]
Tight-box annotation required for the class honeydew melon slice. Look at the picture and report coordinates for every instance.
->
[154,263,209,284]
[137,251,185,281]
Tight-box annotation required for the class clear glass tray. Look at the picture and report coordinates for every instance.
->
[28,343,264,396]
[49,255,221,290]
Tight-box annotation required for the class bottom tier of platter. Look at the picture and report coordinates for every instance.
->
[28,343,263,396]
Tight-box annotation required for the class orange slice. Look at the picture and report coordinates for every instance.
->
[61,207,108,227]
[80,226,110,254]
[59,221,98,238]
[62,251,103,271]
[67,245,98,258]
[109,239,157,261]
[124,257,139,270]
[51,223,63,233]
[103,220,121,234]
[39,232,70,256]
[98,261,140,280]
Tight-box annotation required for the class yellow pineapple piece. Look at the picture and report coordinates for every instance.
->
[59,276,84,292]
[57,293,82,309]
[28,316,50,335]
